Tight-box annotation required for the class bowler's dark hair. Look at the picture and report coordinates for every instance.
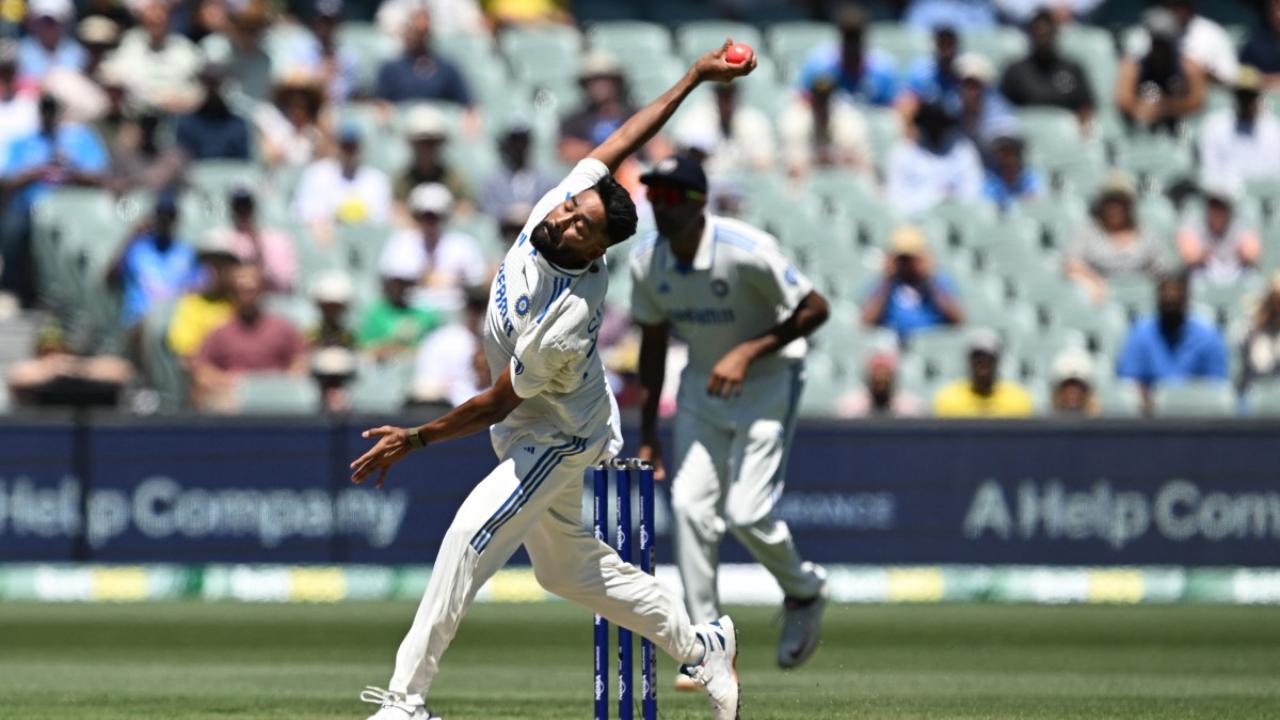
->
[594,175,638,247]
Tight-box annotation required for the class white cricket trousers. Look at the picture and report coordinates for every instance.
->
[387,435,702,702]
[672,362,823,624]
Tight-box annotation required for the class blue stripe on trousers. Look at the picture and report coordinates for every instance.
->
[469,437,587,554]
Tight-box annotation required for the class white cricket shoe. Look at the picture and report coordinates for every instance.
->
[680,616,740,720]
[777,563,829,669]
[359,686,441,720]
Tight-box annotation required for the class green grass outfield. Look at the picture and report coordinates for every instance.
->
[2,602,1280,719]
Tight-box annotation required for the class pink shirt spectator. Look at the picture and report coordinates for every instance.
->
[195,314,306,373]
[228,228,298,293]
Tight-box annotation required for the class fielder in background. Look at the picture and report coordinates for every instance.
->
[347,44,755,720]
[630,156,832,676]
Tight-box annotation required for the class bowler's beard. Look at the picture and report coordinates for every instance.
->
[531,220,579,268]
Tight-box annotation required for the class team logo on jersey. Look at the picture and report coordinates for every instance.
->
[515,294,531,316]
[710,278,730,297]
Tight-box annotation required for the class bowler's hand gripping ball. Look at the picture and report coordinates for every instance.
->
[725,43,753,65]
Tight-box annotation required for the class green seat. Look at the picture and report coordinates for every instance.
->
[1113,135,1194,192]
[499,25,582,62]
[1244,176,1280,223]
[796,351,845,418]
[189,160,265,198]
[962,27,1027,68]
[1192,274,1266,322]
[1007,195,1088,251]
[1015,107,1082,162]
[625,56,688,108]
[863,107,903,170]
[922,200,999,250]
[1244,379,1280,417]
[907,327,971,383]
[1107,276,1157,320]
[263,294,319,331]
[1059,24,1116,102]
[435,33,497,67]
[235,373,322,414]
[675,21,761,62]
[336,22,399,93]
[767,21,837,78]
[1136,194,1178,247]
[1152,381,1237,418]
[733,55,785,116]
[1095,379,1143,417]
[139,299,188,413]
[868,22,928,66]
[587,21,672,56]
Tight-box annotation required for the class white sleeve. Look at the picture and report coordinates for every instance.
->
[744,241,814,314]
[629,251,665,326]
[526,158,611,230]
[292,165,328,222]
[509,295,592,399]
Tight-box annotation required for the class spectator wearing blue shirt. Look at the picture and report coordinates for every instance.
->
[17,0,86,83]
[374,7,471,106]
[901,26,962,118]
[796,5,900,107]
[1118,273,1229,411]
[862,225,965,337]
[105,194,201,328]
[982,124,1043,210]
[1,94,108,305]
[954,54,1016,162]
[905,0,997,31]
[173,60,252,161]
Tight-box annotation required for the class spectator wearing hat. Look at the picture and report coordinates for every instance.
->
[224,187,298,293]
[6,318,133,409]
[191,265,308,411]
[0,42,38,163]
[954,53,1015,158]
[80,0,135,32]
[862,225,965,338]
[886,100,984,216]
[1115,7,1206,135]
[982,121,1043,210]
[412,284,489,408]
[933,328,1035,417]
[105,192,201,328]
[479,119,556,222]
[277,0,358,103]
[383,182,489,311]
[1124,0,1237,85]
[1066,171,1169,303]
[1239,272,1280,394]
[76,16,120,80]
[1117,272,1227,412]
[172,58,251,162]
[17,0,86,83]
[396,104,468,206]
[1,93,108,305]
[1177,184,1262,287]
[292,125,392,235]
[1000,9,1096,128]
[559,50,639,165]
[796,5,899,106]
[1242,0,1280,87]
[92,61,175,194]
[358,239,443,361]
[374,6,470,106]
[1048,347,1098,416]
[103,0,203,113]
[778,70,872,178]
[307,269,356,349]
[311,344,358,414]
[672,82,775,178]
[254,69,332,169]
[837,347,925,417]
[167,228,242,358]
[1198,66,1280,191]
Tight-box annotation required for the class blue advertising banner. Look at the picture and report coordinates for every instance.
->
[2,418,1279,566]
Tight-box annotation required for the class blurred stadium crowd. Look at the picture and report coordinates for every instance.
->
[1,0,1280,419]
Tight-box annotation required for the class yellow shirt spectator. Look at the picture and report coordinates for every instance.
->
[167,293,233,357]
[932,380,1035,418]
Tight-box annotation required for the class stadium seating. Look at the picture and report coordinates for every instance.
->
[1152,381,1237,417]
[235,373,323,414]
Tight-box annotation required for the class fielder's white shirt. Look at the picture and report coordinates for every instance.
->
[483,158,622,459]
[629,215,814,381]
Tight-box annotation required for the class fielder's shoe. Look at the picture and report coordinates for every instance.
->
[359,686,441,720]
[680,616,740,720]
[777,563,829,669]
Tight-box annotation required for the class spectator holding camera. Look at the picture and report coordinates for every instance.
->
[861,225,965,339]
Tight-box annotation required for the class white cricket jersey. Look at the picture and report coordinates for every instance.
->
[629,215,814,380]
[483,158,622,460]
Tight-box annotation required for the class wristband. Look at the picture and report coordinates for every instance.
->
[407,428,425,449]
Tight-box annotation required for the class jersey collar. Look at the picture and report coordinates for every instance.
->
[663,216,716,274]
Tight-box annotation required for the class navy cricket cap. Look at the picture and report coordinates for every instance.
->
[639,155,707,194]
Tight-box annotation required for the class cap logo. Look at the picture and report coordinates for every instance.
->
[657,157,679,174]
